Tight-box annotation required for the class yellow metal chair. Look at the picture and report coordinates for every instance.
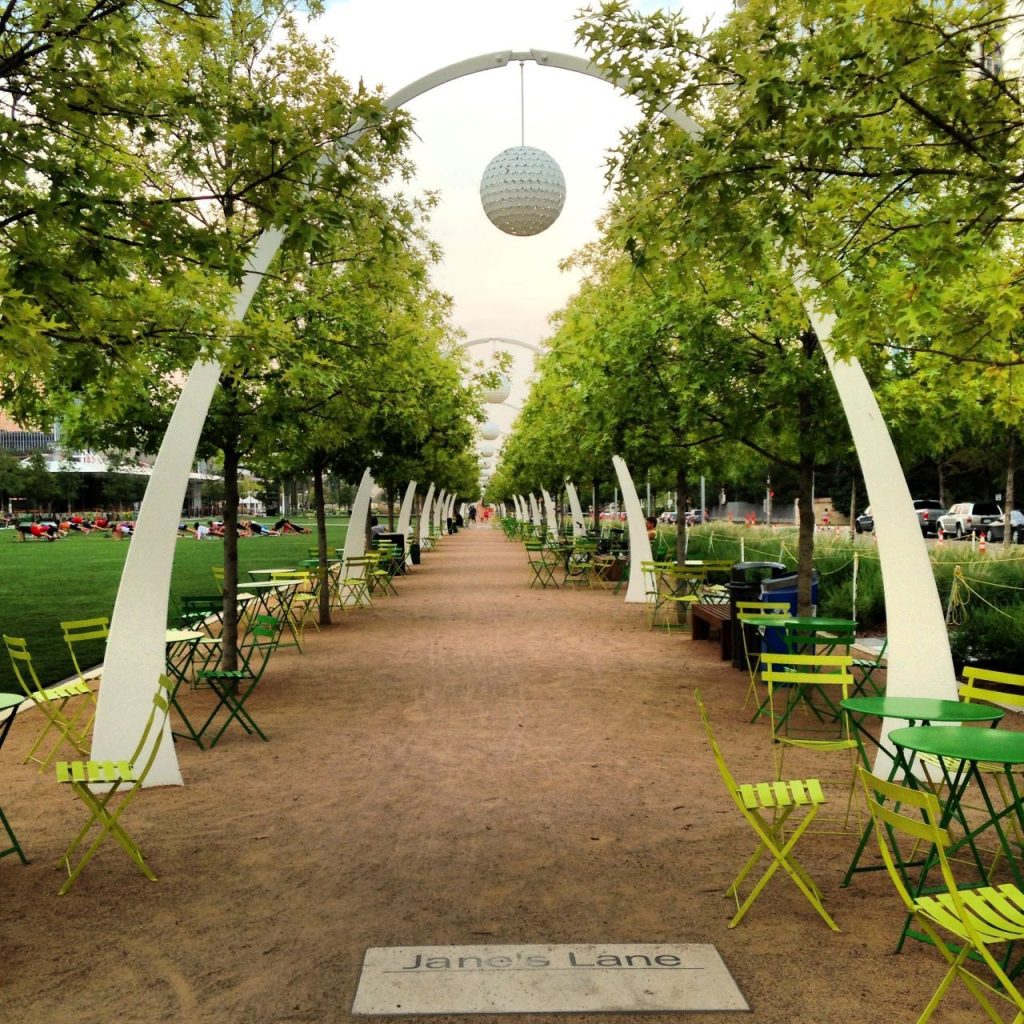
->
[859,766,1024,1024]
[921,666,1024,871]
[643,561,698,629]
[761,652,859,831]
[3,635,93,770]
[695,691,839,931]
[339,555,374,609]
[735,601,791,711]
[210,565,225,594]
[55,675,173,895]
[60,616,109,688]
[269,569,320,646]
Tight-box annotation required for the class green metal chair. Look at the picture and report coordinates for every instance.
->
[195,615,280,747]
[55,675,174,895]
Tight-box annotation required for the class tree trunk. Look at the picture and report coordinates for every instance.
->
[1004,435,1017,550]
[387,486,395,532]
[796,328,818,616]
[221,436,240,673]
[312,459,332,625]
[592,480,599,534]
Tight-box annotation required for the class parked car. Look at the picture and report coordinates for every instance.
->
[913,499,947,536]
[856,499,945,535]
[938,501,1004,538]
[987,509,1024,544]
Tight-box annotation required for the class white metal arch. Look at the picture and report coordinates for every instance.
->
[457,335,545,356]
[96,48,954,787]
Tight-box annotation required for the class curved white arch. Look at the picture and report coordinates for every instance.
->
[458,335,546,356]
[97,46,953,788]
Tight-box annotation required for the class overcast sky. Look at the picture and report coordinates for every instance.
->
[311,0,731,437]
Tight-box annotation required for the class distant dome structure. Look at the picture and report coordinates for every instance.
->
[480,146,566,237]
[480,421,501,441]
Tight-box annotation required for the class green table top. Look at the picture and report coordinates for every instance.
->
[784,616,857,629]
[0,691,22,713]
[891,725,1024,763]
[842,696,1004,724]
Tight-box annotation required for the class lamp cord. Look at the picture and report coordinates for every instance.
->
[519,61,525,147]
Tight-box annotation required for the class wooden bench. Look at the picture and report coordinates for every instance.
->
[691,604,733,661]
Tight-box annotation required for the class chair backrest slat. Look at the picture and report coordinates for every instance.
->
[960,666,1024,711]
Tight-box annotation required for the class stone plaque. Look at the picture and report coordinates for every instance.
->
[352,943,749,1015]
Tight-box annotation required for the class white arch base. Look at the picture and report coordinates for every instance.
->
[565,481,587,539]
[96,47,954,790]
[397,481,418,565]
[613,456,652,604]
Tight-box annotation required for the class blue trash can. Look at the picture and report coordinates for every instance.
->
[759,569,820,616]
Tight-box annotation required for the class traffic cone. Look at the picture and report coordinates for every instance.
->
[979,531,988,554]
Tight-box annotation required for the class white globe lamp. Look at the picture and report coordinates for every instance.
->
[480,421,501,441]
[479,443,496,459]
[482,373,512,404]
[480,146,566,237]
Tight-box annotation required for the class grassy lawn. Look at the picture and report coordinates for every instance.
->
[0,517,349,693]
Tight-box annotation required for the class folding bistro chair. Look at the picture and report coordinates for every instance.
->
[695,691,839,930]
[3,635,93,770]
[269,569,319,648]
[761,652,859,831]
[563,539,597,588]
[195,615,279,747]
[852,637,888,697]
[525,541,556,588]
[920,666,1024,872]
[735,601,791,713]
[339,555,374,609]
[0,692,28,865]
[859,766,1024,1024]
[61,616,109,687]
[55,674,174,895]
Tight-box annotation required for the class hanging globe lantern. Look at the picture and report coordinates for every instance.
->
[480,146,566,237]
[479,443,497,459]
[482,373,512,404]
[480,421,501,441]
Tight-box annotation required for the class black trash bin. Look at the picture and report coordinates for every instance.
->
[409,542,421,565]
[729,562,789,669]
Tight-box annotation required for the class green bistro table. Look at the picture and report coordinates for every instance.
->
[165,628,209,748]
[0,692,28,864]
[890,725,1024,891]
[236,579,300,648]
[840,697,1004,886]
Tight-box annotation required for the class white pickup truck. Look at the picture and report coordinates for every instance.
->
[938,501,1003,538]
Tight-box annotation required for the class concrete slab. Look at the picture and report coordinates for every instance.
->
[352,943,749,1015]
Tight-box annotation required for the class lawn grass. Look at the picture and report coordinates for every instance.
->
[0,518,349,693]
